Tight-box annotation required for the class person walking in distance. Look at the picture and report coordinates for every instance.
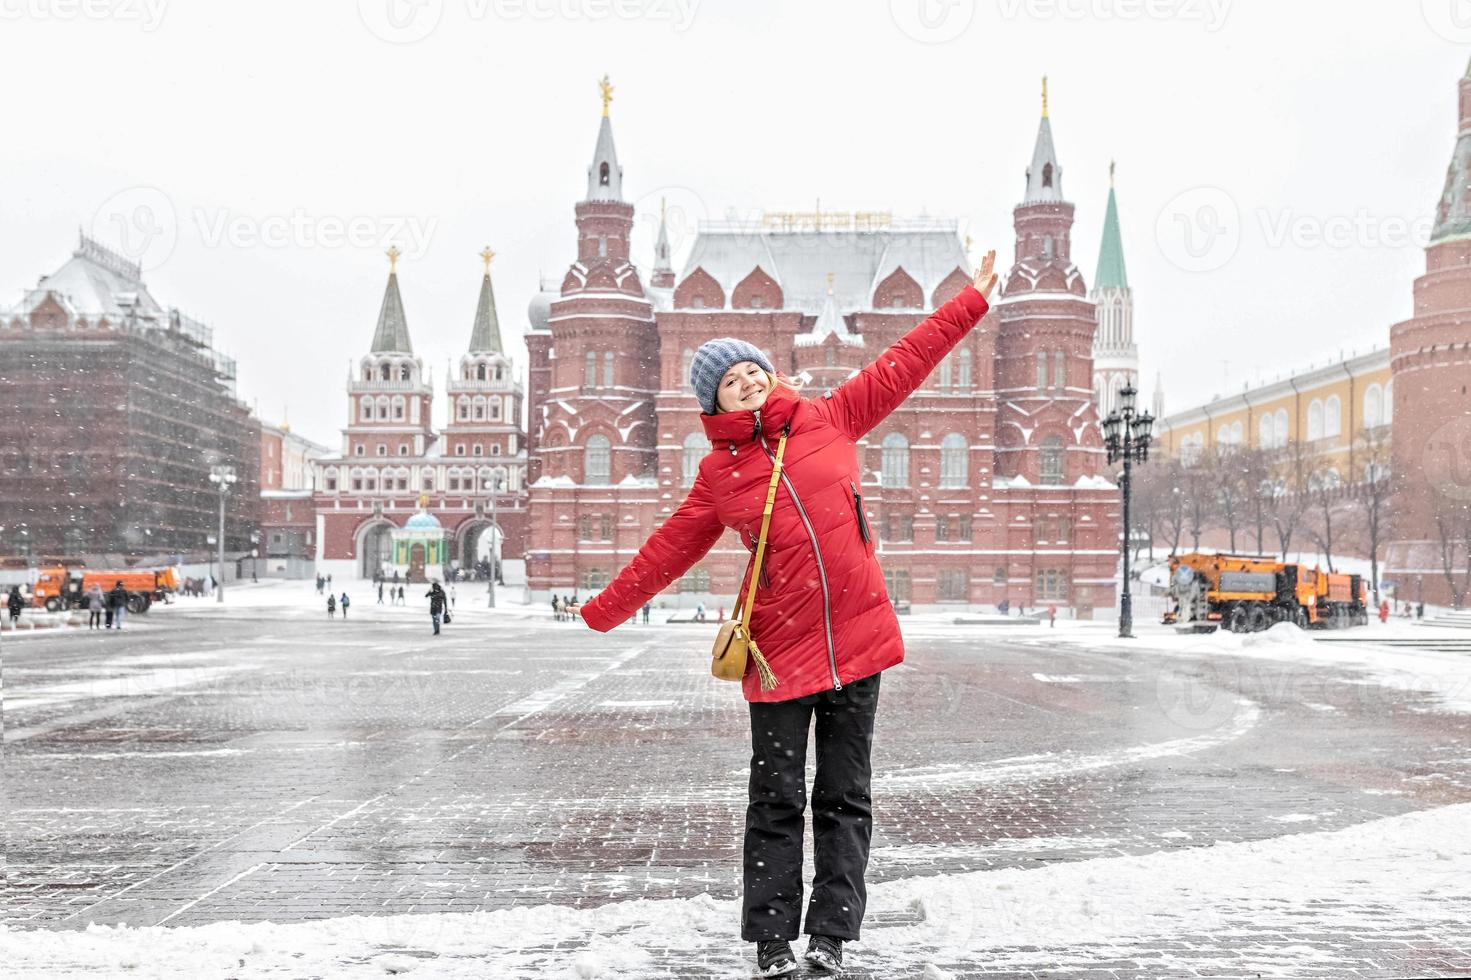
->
[642,601,652,625]
[1048,603,1057,628]
[327,593,336,618]
[450,584,457,609]
[7,585,23,627]
[87,583,105,630]
[580,254,1000,977]
[378,582,385,605]
[426,580,447,635]
[340,592,350,618]
[109,580,128,631]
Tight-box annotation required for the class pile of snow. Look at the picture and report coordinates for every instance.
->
[3,803,1466,977]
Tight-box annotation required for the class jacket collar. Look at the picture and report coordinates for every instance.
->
[700,383,799,446]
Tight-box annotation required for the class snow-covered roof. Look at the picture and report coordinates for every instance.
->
[10,235,167,323]
[678,219,967,313]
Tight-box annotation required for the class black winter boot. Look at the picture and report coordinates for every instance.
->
[803,934,844,975]
[754,939,797,976]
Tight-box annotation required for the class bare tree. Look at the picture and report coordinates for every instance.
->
[1161,459,1189,555]
[1212,445,1249,553]
[1304,466,1342,572]
[1183,460,1215,551]
[1432,494,1471,609]
[1264,440,1311,560]
[1238,447,1271,555]
[1350,426,1393,604]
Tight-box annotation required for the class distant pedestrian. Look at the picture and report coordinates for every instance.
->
[997,598,1010,616]
[7,586,23,626]
[378,583,385,604]
[340,592,350,618]
[109,581,128,630]
[87,584,105,629]
[426,581,447,635]
[1417,601,1425,619]
[1048,604,1057,628]
[397,585,405,606]
[642,601,651,624]
[1378,599,1390,623]
[392,570,400,586]
[327,574,333,591]
[450,585,457,609]
[551,595,561,622]
[695,601,707,623]
[327,594,336,618]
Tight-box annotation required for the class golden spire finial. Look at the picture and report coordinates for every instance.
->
[598,74,613,117]
[1041,75,1048,118]
[479,246,495,274]
[1109,159,1116,187]
[386,245,401,273]
[418,492,429,509]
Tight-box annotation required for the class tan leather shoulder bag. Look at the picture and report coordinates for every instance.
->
[710,430,787,691]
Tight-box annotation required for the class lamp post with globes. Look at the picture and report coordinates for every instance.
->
[208,465,236,603]
[485,473,504,609]
[1102,384,1153,638]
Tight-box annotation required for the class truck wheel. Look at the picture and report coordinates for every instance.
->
[1228,606,1249,633]
[127,594,146,614]
[1248,604,1270,633]
[1293,608,1309,629]
[44,597,61,613]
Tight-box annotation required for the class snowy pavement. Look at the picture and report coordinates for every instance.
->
[3,581,1470,977]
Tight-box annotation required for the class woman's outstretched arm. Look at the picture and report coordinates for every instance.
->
[580,471,724,632]
[821,250,999,439]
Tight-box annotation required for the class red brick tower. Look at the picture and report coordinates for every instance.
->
[344,247,436,462]
[1385,58,1471,607]
[993,79,1117,614]
[527,76,660,595]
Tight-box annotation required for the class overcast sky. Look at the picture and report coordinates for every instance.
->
[3,0,1464,447]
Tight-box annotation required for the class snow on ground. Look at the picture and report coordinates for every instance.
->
[3,802,1466,978]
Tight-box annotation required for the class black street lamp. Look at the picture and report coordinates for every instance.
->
[1103,383,1153,638]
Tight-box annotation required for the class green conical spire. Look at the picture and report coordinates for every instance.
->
[370,246,413,353]
[468,247,504,353]
[1095,164,1128,290]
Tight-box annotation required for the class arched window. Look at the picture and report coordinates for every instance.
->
[881,433,909,488]
[1217,425,1231,444]
[1364,383,1384,429]
[939,433,968,488]
[495,365,504,381]
[1259,413,1274,448]
[1307,399,1324,441]
[1052,351,1065,391]
[473,396,485,420]
[598,235,607,258]
[392,396,405,420]
[681,348,695,390]
[476,363,487,381]
[1324,395,1342,438]
[1274,409,1288,446]
[1040,435,1065,485]
[603,351,615,387]
[584,435,611,485]
[1042,234,1054,259]
[360,396,373,421]
[1042,162,1053,188]
[489,397,501,421]
[598,161,610,187]
[457,397,469,421]
[363,366,372,381]
[1036,351,1048,392]
[585,351,597,388]
[400,364,410,381]
[938,354,952,390]
[581,567,609,591]
[380,362,390,381]
[957,348,972,390]
[681,432,706,488]
[1230,421,1243,445]
[376,395,390,419]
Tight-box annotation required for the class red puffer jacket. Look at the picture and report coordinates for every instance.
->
[581,284,990,701]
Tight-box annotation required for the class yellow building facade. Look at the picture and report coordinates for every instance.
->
[1155,348,1392,482]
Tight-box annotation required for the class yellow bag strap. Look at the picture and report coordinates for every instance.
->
[741,430,788,628]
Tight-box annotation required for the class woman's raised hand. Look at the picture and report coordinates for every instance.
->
[973,249,999,300]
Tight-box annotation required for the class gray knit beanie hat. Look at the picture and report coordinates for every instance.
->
[689,338,774,415]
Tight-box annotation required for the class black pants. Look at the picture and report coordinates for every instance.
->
[742,671,881,943]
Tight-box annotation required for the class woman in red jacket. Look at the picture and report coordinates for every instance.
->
[582,251,998,976]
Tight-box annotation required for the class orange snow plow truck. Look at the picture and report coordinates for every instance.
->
[1162,552,1368,633]
[31,565,181,614]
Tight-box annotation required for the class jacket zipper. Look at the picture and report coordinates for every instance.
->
[850,480,872,543]
[755,410,842,691]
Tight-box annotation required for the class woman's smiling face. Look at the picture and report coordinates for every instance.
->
[716,360,771,413]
